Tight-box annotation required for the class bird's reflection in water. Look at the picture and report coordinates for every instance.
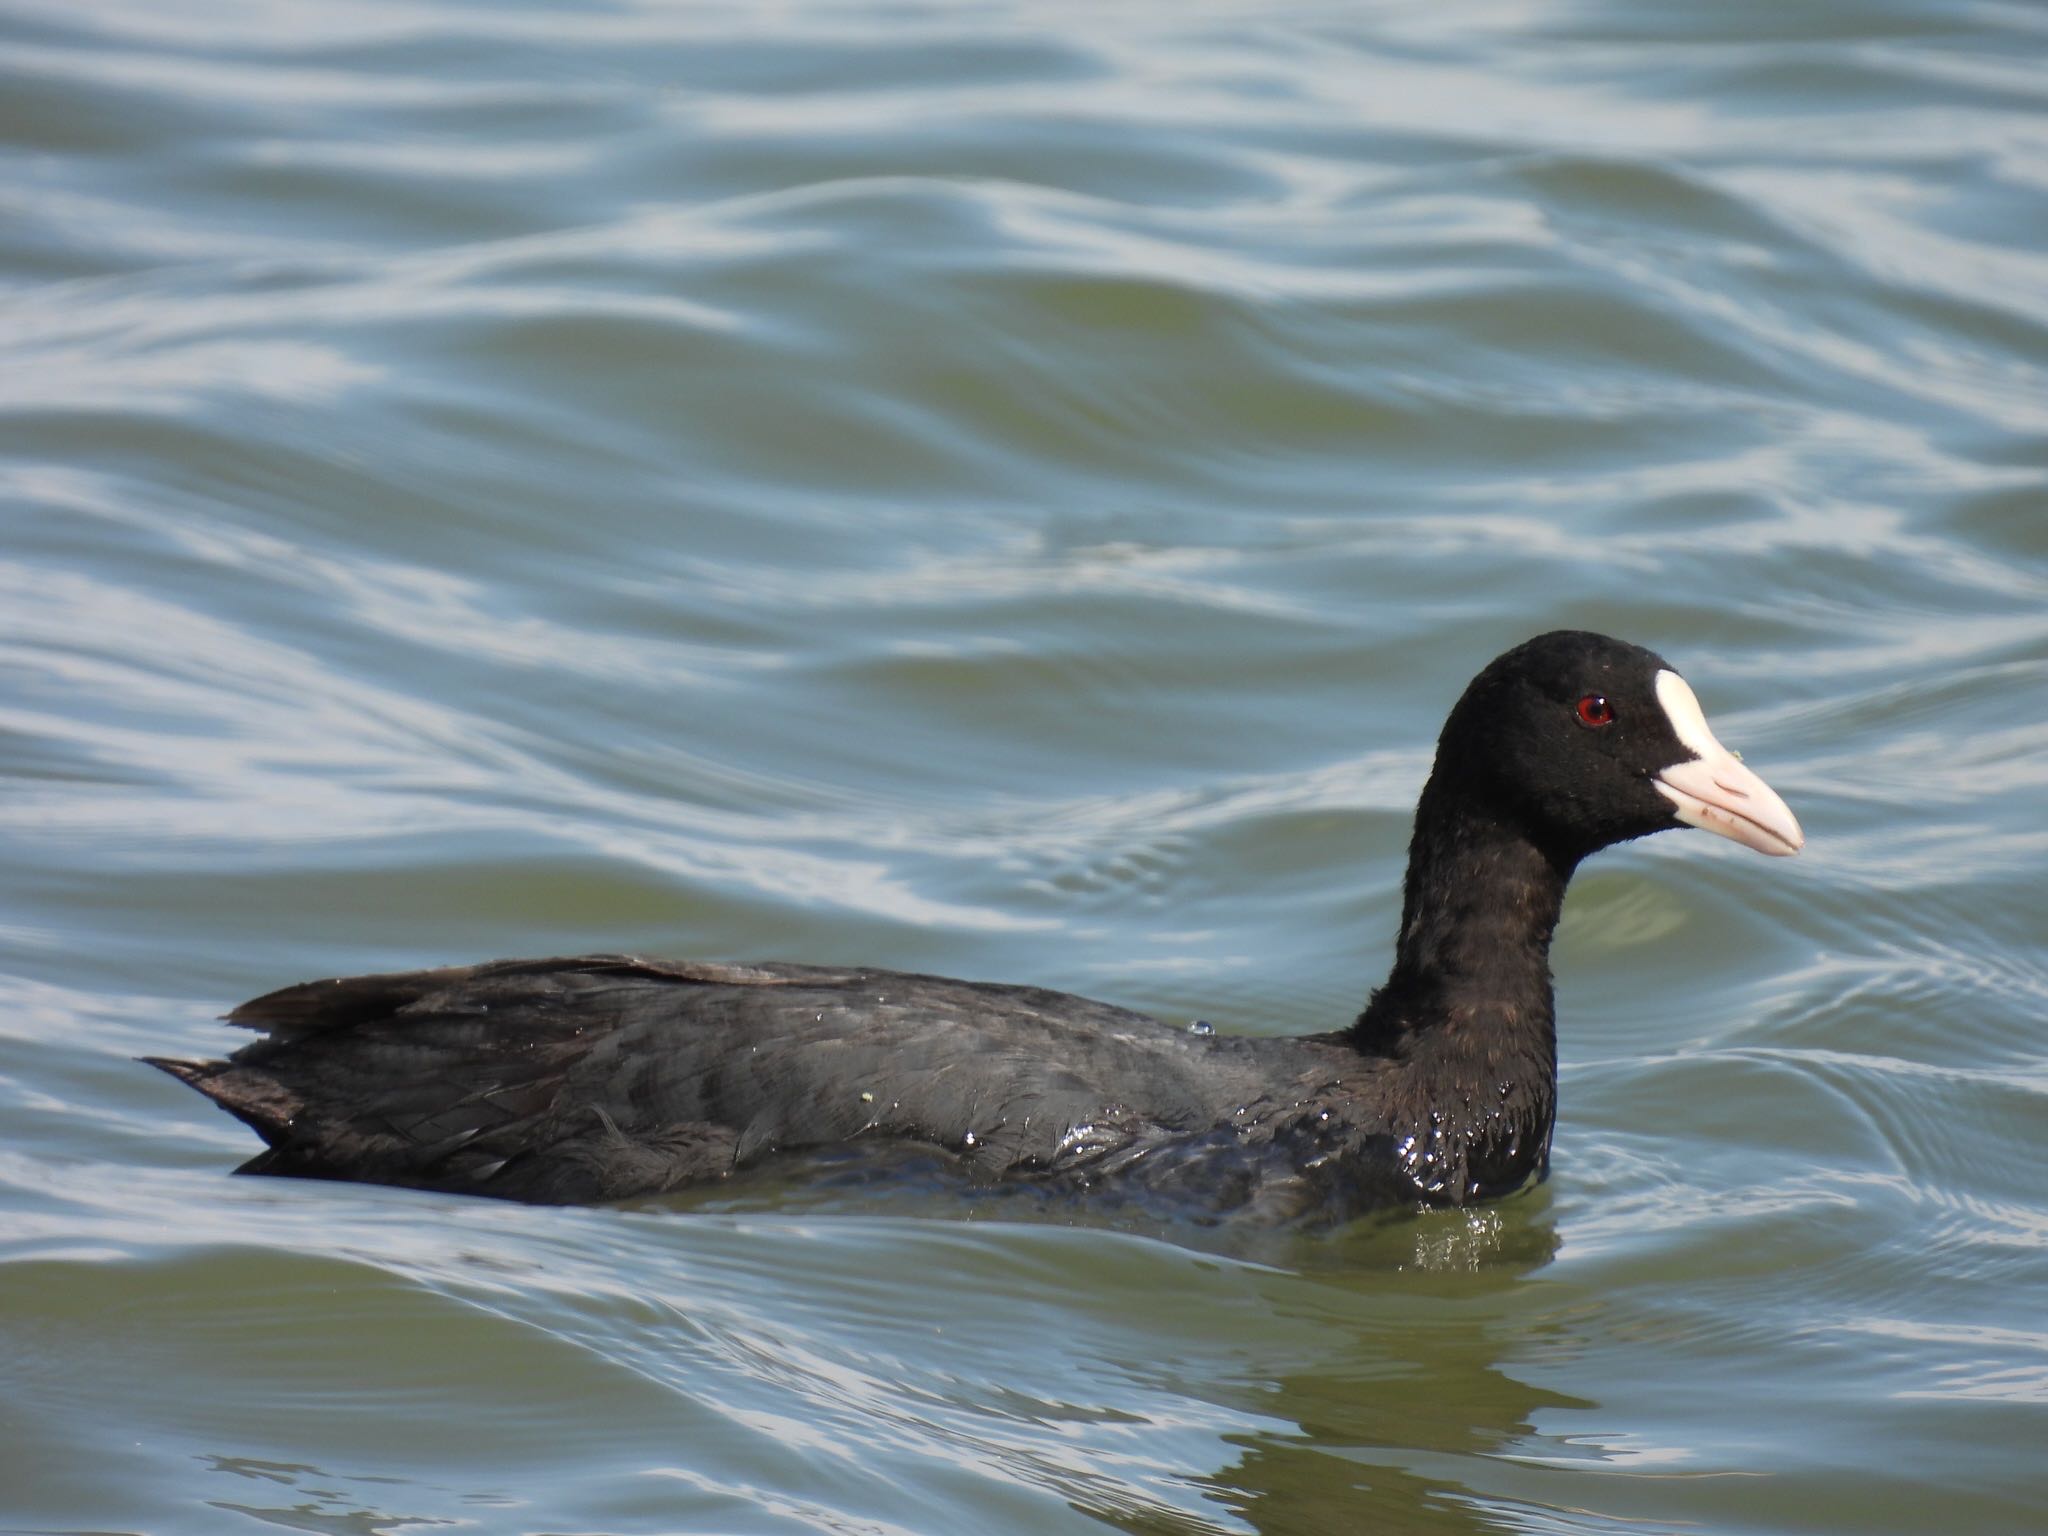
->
[1108,1199,1578,1536]
[663,1159,1578,1536]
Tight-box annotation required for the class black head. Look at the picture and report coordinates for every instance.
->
[1427,630,1803,867]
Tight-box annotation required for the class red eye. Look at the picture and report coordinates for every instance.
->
[1575,694,1614,728]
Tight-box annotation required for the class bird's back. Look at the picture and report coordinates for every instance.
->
[152,954,1355,1207]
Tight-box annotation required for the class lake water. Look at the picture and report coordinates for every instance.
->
[2,1,2045,1532]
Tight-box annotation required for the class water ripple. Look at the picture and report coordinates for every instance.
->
[4,1,2048,1532]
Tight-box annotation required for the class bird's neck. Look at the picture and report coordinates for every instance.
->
[1346,783,1574,1200]
[1374,782,1574,1029]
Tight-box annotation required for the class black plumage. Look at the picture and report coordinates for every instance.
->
[149,631,1802,1220]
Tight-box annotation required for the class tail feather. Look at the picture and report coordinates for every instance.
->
[142,1055,211,1087]
[145,1055,305,1149]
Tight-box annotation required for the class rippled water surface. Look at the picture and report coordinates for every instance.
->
[4,1,2046,1532]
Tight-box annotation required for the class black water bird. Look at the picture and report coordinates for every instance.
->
[149,632,1803,1220]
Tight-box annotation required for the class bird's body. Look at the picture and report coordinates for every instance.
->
[150,632,1803,1222]
[155,954,1549,1218]
[160,958,1384,1215]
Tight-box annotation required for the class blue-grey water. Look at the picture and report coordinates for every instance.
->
[3,2,2046,1532]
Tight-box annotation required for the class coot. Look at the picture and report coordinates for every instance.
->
[150,631,1802,1219]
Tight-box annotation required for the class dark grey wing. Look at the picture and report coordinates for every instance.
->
[147,955,1240,1203]
[148,956,817,1200]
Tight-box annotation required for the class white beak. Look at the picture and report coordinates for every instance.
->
[1650,671,1804,858]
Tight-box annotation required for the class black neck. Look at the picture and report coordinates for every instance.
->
[1351,777,1573,1061]
[1344,779,1576,1202]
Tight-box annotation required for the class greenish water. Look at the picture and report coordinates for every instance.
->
[3,1,2046,1532]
